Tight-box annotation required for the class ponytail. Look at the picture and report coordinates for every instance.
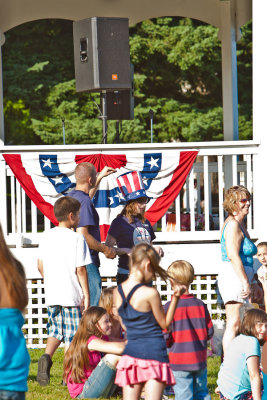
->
[130,243,169,282]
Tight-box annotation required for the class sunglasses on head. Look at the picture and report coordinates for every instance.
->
[239,198,251,204]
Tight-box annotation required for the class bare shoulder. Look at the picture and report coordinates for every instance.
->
[139,285,160,301]
[130,284,161,312]
[113,286,120,300]
[224,218,241,233]
[224,219,243,242]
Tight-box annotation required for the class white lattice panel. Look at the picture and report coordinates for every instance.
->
[23,275,225,348]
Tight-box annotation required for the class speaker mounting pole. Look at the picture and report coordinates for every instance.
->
[100,91,108,144]
[149,109,154,143]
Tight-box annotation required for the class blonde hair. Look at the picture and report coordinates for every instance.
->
[167,260,194,286]
[99,287,115,315]
[130,243,169,282]
[223,185,251,215]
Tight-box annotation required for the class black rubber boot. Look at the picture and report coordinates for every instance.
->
[37,353,53,386]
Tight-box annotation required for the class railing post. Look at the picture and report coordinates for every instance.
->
[223,157,233,190]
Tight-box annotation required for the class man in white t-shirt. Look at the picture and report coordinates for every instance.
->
[37,196,91,386]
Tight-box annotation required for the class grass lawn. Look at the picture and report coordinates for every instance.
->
[27,349,221,399]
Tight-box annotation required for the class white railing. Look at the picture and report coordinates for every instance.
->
[0,140,259,245]
[157,145,257,242]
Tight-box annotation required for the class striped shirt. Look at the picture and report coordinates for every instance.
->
[163,293,214,371]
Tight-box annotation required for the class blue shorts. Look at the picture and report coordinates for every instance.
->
[0,391,25,400]
[47,305,82,345]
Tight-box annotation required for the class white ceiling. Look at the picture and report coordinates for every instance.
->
[0,0,251,33]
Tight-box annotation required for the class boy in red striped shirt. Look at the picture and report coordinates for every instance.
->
[164,260,214,400]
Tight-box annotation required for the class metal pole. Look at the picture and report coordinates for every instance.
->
[101,91,108,144]
[62,119,65,145]
[149,109,154,143]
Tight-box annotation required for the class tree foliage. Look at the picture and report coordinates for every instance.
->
[2,17,252,145]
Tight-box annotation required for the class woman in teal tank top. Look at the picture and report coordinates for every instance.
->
[0,224,30,400]
[217,186,261,353]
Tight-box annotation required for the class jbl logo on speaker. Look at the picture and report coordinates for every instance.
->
[73,17,131,92]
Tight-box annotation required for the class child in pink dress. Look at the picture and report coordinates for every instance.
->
[113,242,186,400]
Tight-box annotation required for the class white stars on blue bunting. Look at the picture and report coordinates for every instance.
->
[141,153,162,190]
[146,156,160,170]
[39,155,75,194]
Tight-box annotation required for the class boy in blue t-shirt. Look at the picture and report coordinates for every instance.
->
[69,162,116,306]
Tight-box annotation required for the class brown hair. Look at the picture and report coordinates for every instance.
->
[240,308,267,344]
[0,224,28,311]
[167,260,194,286]
[120,200,146,223]
[63,306,107,383]
[54,196,80,222]
[223,185,251,215]
[130,243,169,282]
[75,162,96,185]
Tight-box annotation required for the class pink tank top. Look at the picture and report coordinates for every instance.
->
[67,335,108,398]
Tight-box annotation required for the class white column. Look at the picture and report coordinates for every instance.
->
[252,2,267,240]
[0,31,5,146]
[219,0,239,190]
[219,0,239,141]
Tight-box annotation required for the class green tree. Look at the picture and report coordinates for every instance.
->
[2,17,252,145]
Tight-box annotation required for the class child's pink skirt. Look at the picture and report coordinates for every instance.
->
[115,355,176,387]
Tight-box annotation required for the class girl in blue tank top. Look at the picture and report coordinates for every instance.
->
[0,224,30,400]
[113,242,186,400]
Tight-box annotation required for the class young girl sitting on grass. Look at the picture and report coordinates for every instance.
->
[99,286,124,339]
[113,242,186,400]
[63,306,125,399]
[0,223,30,400]
[217,308,267,400]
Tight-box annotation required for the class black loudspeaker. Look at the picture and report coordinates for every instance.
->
[106,90,134,120]
[106,64,134,120]
[73,17,131,92]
